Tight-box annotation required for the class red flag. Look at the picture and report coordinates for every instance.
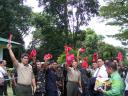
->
[66,53,75,66]
[117,52,123,62]
[64,45,72,54]
[44,53,53,61]
[92,52,98,62]
[82,57,88,69]
[29,49,37,59]
[79,47,86,53]
[8,33,12,45]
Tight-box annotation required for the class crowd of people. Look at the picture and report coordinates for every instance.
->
[0,44,128,96]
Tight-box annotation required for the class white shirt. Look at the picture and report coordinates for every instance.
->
[125,72,128,90]
[0,66,6,78]
[93,65,108,78]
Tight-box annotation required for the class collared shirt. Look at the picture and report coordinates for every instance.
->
[16,63,34,85]
[104,71,125,96]
[0,66,6,78]
[125,72,128,91]
[93,65,108,78]
[67,67,81,82]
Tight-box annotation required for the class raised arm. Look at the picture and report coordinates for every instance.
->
[7,44,18,66]
[77,49,80,62]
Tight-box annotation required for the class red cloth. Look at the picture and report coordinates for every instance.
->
[29,49,37,59]
[79,47,86,53]
[8,33,12,45]
[117,52,123,62]
[66,53,75,66]
[64,45,72,54]
[44,53,53,61]
[82,57,88,69]
[92,52,98,62]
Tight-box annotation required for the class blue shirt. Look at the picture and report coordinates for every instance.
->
[46,68,58,91]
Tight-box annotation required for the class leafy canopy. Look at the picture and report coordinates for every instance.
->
[100,0,128,40]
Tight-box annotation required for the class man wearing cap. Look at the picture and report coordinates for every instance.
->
[7,44,36,96]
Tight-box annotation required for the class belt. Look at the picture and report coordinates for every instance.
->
[17,83,31,87]
[68,81,79,84]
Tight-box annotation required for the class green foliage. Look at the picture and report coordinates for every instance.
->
[57,28,127,65]
[57,53,66,64]
[31,13,67,60]
[100,0,128,40]
[36,0,99,47]
[82,28,102,54]
[0,0,32,44]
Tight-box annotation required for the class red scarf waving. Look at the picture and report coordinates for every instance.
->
[44,53,53,61]
[79,47,86,53]
[82,57,88,69]
[29,49,37,59]
[8,32,13,45]
[117,52,123,62]
[66,53,75,66]
[92,52,98,62]
[64,45,72,54]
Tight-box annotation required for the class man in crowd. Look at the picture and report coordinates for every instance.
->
[0,60,6,96]
[66,59,82,96]
[93,58,108,96]
[93,58,108,78]
[2,60,8,96]
[7,44,36,96]
[98,62,124,96]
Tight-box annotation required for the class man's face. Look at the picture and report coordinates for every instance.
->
[21,56,29,65]
[106,66,112,75]
[92,62,97,69]
[36,61,42,69]
[72,61,78,68]
[97,59,104,67]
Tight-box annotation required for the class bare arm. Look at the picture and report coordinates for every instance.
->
[79,73,82,89]
[32,77,36,88]
[7,44,18,66]
[77,49,80,62]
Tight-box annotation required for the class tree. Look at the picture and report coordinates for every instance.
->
[100,0,128,40]
[57,28,127,64]
[31,12,67,60]
[37,0,99,47]
[82,28,103,54]
[0,0,32,44]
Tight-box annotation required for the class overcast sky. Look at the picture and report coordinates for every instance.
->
[24,0,124,48]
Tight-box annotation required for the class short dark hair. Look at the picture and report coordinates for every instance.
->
[105,61,117,71]
[97,57,104,61]
[112,58,119,63]
[21,53,29,58]
[36,60,40,63]
[0,60,3,64]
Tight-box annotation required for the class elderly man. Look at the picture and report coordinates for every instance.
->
[99,62,125,96]
[7,44,36,96]
[93,58,108,78]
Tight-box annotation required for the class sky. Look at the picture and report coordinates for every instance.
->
[23,0,124,48]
